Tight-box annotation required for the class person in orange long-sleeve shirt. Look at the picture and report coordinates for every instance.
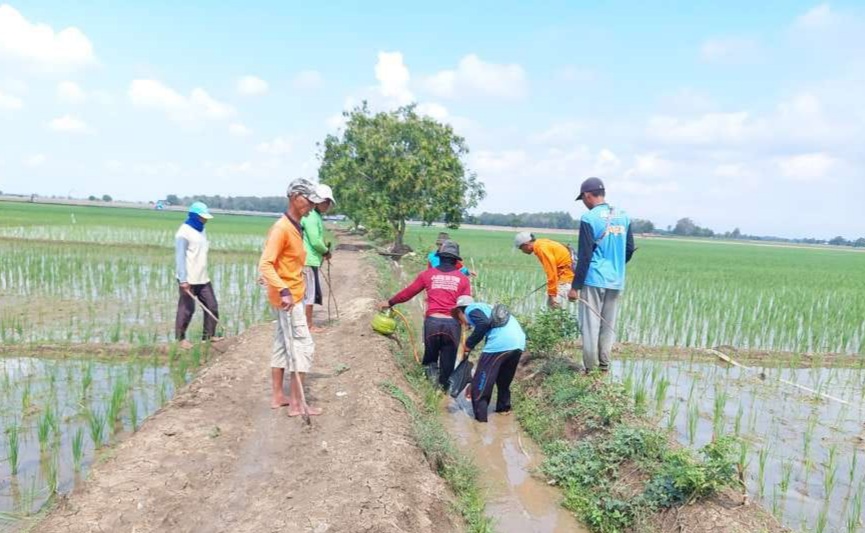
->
[514,232,575,308]
[259,178,324,415]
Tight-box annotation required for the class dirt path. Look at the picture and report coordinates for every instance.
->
[33,235,461,533]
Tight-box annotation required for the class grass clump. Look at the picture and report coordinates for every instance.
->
[516,359,740,533]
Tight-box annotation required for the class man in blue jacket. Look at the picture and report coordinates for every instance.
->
[452,295,526,423]
[568,177,635,373]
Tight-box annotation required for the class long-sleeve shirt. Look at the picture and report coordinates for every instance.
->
[258,214,306,307]
[301,209,329,267]
[572,203,635,291]
[388,266,472,317]
[532,238,575,296]
[175,223,210,285]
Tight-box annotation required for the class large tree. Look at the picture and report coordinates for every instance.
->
[318,103,485,250]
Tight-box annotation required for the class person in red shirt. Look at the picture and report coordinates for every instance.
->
[379,240,472,389]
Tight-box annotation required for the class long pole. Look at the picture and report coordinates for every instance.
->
[287,310,312,425]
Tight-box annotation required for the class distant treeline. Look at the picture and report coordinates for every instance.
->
[162,194,864,247]
[165,194,284,213]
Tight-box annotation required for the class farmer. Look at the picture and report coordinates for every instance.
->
[514,232,575,308]
[452,296,526,423]
[301,184,336,333]
[427,232,471,276]
[259,179,324,414]
[567,177,635,373]
[174,201,220,349]
[378,240,472,389]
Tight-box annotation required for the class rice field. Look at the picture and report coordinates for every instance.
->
[0,201,277,521]
[402,223,865,532]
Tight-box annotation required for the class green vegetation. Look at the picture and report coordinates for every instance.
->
[515,358,740,532]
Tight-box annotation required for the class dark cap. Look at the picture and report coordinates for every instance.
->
[436,240,462,261]
[576,177,605,201]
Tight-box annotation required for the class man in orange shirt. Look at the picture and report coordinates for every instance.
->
[514,232,575,308]
[259,178,324,415]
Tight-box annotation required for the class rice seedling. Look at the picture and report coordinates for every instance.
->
[5,420,20,475]
[712,385,728,440]
[71,427,84,471]
[44,452,59,494]
[733,403,744,437]
[758,447,769,498]
[666,400,680,432]
[85,405,106,448]
[847,488,863,533]
[654,376,670,413]
[850,448,858,486]
[825,445,839,500]
[687,401,699,445]
[633,382,648,414]
[129,397,139,431]
[106,378,129,433]
[780,458,793,493]
[816,501,830,533]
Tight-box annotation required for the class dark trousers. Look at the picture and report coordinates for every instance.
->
[175,282,219,341]
[470,350,522,423]
[423,316,461,389]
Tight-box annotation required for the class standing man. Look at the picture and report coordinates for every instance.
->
[175,201,220,349]
[301,184,336,333]
[514,232,574,308]
[378,240,472,389]
[259,179,324,414]
[568,177,635,373]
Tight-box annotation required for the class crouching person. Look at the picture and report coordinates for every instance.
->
[452,296,526,423]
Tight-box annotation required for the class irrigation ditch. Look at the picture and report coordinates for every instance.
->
[369,239,799,533]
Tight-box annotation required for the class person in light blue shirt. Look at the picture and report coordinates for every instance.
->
[428,232,471,276]
[452,296,526,423]
[567,177,636,373]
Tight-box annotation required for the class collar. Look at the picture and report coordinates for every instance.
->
[284,212,303,233]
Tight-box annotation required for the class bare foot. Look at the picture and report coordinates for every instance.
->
[287,405,323,417]
[209,336,225,343]
[179,340,193,350]
[271,397,291,409]
[309,326,325,333]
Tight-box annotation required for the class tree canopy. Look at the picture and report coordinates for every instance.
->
[317,103,485,250]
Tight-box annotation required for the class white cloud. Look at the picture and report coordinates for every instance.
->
[292,70,323,90]
[595,149,621,173]
[0,89,23,110]
[236,75,269,96]
[24,153,46,167]
[229,123,252,137]
[423,54,527,100]
[625,153,674,178]
[48,115,91,133]
[129,79,235,122]
[794,4,838,30]
[0,4,95,71]
[415,102,450,121]
[777,152,836,181]
[529,121,586,145]
[256,136,292,156]
[700,37,761,63]
[714,163,754,179]
[375,51,413,105]
[647,112,764,145]
[57,81,86,103]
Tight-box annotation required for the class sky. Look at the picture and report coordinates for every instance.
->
[0,1,863,239]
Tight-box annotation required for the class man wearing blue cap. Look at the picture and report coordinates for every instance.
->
[568,178,635,373]
[175,201,220,348]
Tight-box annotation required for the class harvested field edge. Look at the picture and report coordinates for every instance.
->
[370,252,494,533]
[513,356,788,533]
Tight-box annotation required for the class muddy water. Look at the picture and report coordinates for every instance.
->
[444,395,588,533]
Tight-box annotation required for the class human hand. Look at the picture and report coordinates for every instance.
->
[547,296,560,309]
[280,293,294,311]
[568,288,579,302]
[179,282,191,293]
[377,301,391,311]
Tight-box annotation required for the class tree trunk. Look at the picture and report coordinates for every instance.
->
[390,220,412,255]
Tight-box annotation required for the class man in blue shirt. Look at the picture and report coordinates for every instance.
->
[567,177,635,372]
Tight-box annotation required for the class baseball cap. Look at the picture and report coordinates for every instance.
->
[455,295,474,309]
[287,178,324,203]
[437,240,462,261]
[514,231,534,248]
[316,184,336,205]
[576,177,605,200]
[189,201,213,220]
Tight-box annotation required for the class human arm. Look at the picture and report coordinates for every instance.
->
[258,227,293,308]
[572,220,596,290]
[175,237,189,288]
[625,225,636,263]
[465,308,491,351]
[305,215,330,256]
[535,246,560,297]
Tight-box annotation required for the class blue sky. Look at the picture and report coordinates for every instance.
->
[1,1,863,238]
